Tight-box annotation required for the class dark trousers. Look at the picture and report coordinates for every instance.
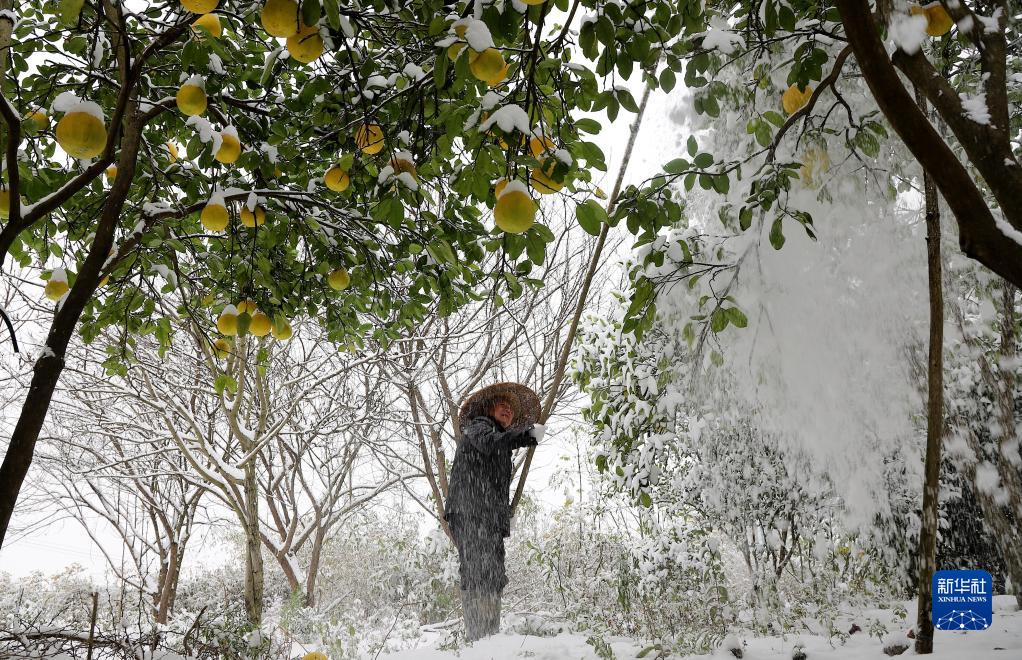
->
[450,516,507,640]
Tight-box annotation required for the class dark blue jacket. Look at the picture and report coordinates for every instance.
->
[445,416,536,537]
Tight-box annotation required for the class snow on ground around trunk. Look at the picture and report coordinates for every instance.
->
[375,596,1021,659]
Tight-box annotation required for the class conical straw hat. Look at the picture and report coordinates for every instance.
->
[458,382,541,431]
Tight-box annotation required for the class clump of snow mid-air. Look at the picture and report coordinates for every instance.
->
[889,12,929,54]
[961,91,992,125]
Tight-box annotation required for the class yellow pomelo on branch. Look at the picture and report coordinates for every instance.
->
[530,158,564,194]
[45,279,69,301]
[166,142,179,162]
[355,124,385,154]
[529,135,555,158]
[469,48,506,84]
[176,84,207,116]
[327,267,350,291]
[201,202,229,231]
[910,3,953,36]
[390,154,418,180]
[236,300,258,315]
[485,61,510,87]
[56,111,107,159]
[494,187,536,234]
[302,653,329,660]
[324,166,350,192]
[0,190,9,218]
[217,306,239,336]
[213,338,231,359]
[287,23,324,63]
[240,205,266,228]
[494,178,507,198]
[24,109,48,134]
[781,84,813,114]
[447,42,466,61]
[215,132,241,164]
[44,270,70,302]
[261,0,299,38]
[271,317,293,340]
[182,0,218,13]
[249,310,271,337]
[191,13,222,38]
[106,165,117,180]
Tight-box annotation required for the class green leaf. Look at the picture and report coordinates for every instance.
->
[664,158,689,175]
[687,135,698,157]
[764,0,778,37]
[59,0,86,26]
[710,308,729,333]
[324,0,341,30]
[726,307,748,328]
[434,48,449,89]
[769,217,786,250]
[659,68,676,92]
[302,0,321,26]
[427,240,457,264]
[576,200,606,236]
[575,118,601,134]
[703,93,720,117]
[617,89,639,113]
[778,5,797,31]
[739,206,753,231]
[214,374,238,396]
[763,110,785,127]
[595,16,615,46]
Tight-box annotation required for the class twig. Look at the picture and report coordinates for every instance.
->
[511,83,653,513]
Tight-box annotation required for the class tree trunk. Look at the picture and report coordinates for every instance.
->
[914,91,944,654]
[835,1,1022,287]
[0,116,143,548]
[304,528,324,608]
[243,462,264,626]
[154,541,179,624]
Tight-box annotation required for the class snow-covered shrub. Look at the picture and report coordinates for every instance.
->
[572,235,917,642]
[268,513,459,657]
[0,565,291,659]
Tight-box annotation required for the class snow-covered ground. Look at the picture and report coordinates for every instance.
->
[377,596,1021,660]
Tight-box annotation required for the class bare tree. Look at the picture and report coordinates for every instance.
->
[25,316,411,624]
[254,354,413,607]
[383,208,610,539]
[32,425,203,625]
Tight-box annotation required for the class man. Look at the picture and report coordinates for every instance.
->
[445,383,545,642]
